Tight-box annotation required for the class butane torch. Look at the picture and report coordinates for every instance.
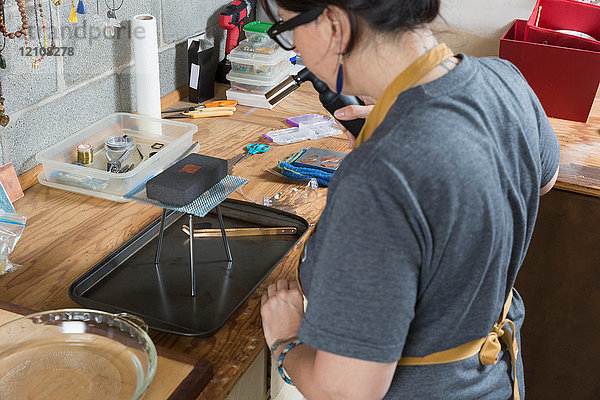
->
[265,67,366,138]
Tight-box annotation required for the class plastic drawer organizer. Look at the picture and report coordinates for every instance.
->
[36,113,198,202]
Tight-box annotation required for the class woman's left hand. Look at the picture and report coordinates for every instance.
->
[261,279,305,349]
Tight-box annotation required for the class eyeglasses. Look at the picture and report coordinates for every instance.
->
[267,8,324,51]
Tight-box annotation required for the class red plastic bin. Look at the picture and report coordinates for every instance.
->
[525,0,600,52]
[499,19,600,123]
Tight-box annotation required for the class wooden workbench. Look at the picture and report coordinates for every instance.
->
[1,84,349,400]
[2,81,599,399]
[517,94,600,400]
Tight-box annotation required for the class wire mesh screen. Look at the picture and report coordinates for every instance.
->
[124,175,248,217]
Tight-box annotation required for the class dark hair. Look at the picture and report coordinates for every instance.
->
[260,0,440,53]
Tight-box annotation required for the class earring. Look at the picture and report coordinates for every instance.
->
[336,53,344,94]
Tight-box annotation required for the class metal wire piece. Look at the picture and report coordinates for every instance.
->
[124,175,248,217]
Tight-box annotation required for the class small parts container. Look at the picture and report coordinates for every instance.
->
[241,21,277,54]
[243,21,273,38]
[227,64,292,95]
[230,81,274,95]
[265,127,313,145]
[228,21,294,104]
[36,113,198,198]
[238,36,279,55]
[228,46,293,78]
[286,114,330,127]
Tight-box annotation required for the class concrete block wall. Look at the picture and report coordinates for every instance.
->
[0,0,232,174]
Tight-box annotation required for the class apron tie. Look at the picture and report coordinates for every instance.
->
[397,290,520,400]
[479,291,520,400]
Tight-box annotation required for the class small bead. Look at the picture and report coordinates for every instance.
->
[8,33,14,39]
[15,31,21,37]
[22,24,29,29]
[21,28,27,34]
[22,17,28,23]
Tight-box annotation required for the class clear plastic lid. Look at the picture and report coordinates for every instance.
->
[243,21,273,34]
[227,64,292,86]
[237,36,279,55]
[228,45,293,67]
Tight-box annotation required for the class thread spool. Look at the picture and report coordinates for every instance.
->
[76,143,93,165]
[556,29,598,42]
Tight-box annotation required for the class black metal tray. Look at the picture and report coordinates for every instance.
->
[69,199,308,336]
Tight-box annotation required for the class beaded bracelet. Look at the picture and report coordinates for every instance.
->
[277,338,303,385]
[270,336,299,356]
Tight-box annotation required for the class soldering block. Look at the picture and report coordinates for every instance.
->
[146,154,228,206]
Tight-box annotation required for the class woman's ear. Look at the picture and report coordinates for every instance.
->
[322,6,351,53]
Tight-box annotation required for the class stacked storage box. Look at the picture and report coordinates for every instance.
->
[499,0,600,122]
[226,22,295,108]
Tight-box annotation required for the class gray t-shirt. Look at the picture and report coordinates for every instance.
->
[297,54,560,399]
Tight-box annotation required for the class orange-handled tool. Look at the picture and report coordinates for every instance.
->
[202,100,237,108]
[181,110,234,118]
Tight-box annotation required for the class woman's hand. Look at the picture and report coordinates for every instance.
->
[333,96,376,148]
[261,279,305,349]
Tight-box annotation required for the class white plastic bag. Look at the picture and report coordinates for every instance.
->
[0,212,26,275]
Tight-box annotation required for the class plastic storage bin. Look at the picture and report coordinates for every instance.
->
[36,113,198,199]
[499,19,600,122]
[237,36,279,55]
[227,64,292,95]
[243,21,273,39]
[228,46,293,78]
[525,0,600,52]
[240,21,277,54]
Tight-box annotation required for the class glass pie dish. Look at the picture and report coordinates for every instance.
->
[0,309,157,400]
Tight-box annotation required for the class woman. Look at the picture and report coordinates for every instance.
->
[260,1,560,399]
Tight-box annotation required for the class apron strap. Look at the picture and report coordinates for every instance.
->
[398,290,520,400]
[294,44,456,298]
[353,43,455,148]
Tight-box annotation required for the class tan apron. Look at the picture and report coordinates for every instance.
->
[295,44,521,399]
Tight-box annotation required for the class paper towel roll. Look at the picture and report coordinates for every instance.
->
[132,14,161,119]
